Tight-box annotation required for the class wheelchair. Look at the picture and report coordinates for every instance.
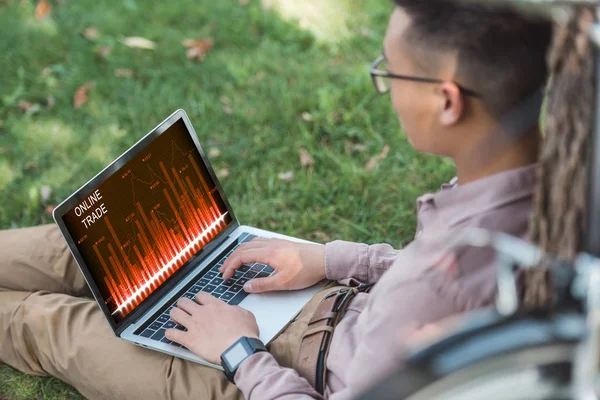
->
[358,230,599,399]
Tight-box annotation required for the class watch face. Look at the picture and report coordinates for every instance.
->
[224,341,248,370]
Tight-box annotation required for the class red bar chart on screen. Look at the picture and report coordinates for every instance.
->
[62,119,232,322]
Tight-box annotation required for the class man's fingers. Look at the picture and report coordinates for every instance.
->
[176,297,202,315]
[220,248,269,280]
[194,291,222,305]
[244,276,280,293]
[219,240,270,270]
[220,242,264,270]
[170,307,192,326]
[165,327,186,345]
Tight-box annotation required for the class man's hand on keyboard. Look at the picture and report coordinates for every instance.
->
[165,292,259,364]
[218,238,326,293]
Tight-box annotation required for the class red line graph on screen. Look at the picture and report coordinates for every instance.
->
[92,152,228,318]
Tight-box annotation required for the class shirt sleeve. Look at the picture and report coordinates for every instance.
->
[235,352,324,400]
[324,241,399,284]
[234,272,458,400]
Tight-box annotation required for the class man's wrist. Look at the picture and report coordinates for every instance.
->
[232,351,266,381]
[220,336,267,383]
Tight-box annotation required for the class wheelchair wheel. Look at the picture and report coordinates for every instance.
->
[358,310,585,400]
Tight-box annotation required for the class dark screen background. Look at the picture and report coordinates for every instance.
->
[62,119,232,323]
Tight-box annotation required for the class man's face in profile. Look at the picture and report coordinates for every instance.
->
[383,7,460,157]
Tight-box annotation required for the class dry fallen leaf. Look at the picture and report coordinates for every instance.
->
[278,171,294,182]
[312,231,331,242]
[209,148,221,158]
[344,141,367,155]
[114,68,134,78]
[122,37,156,50]
[73,81,95,109]
[239,0,249,6]
[83,26,99,40]
[301,112,313,122]
[359,27,373,38]
[219,96,230,105]
[35,0,51,20]
[344,141,352,155]
[222,105,233,115]
[329,109,342,123]
[19,101,41,114]
[299,148,315,168]
[24,161,38,170]
[365,145,390,171]
[47,95,55,110]
[19,100,34,111]
[246,71,265,85]
[182,38,213,61]
[96,46,112,58]
[40,185,52,202]
[217,168,230,179]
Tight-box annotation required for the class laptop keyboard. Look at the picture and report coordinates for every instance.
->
[135,233,275,347]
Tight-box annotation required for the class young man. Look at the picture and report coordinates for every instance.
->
[0,1,551,399]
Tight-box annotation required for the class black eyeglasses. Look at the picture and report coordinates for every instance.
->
[370,55,482,98]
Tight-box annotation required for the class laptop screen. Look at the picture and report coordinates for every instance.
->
[62,118,232,323]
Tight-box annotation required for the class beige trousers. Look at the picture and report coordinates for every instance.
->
[0,224,337,400]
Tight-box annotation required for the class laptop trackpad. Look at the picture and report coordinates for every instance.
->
[238,285,322,344]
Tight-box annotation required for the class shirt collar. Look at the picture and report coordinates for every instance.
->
[416,163,537,227]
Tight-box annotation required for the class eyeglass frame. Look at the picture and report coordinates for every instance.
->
[370,55,483,98]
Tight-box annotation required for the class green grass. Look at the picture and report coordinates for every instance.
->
[0,0,455,398]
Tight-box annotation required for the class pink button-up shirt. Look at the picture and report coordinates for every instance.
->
[235,164,537,399]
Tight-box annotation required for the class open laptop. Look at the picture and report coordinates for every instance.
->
[52,109,324,369]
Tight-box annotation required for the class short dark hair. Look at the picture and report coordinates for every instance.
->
[393,0,552,119]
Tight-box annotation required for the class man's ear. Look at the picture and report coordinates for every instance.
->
[438,82,463,126]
